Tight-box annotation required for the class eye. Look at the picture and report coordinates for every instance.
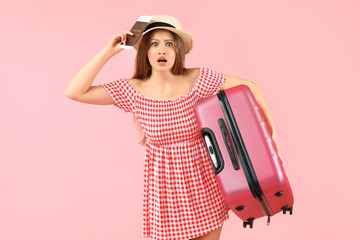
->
[166,42,173,47]
[151,42,158,46]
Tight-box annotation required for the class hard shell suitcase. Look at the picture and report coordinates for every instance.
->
[194,85,294,228]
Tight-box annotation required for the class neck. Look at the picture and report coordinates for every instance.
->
[149,69,179,84]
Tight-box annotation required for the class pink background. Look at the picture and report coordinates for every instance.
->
[1,0,360,239]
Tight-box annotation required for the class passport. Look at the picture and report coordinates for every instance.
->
[120,16,152,49]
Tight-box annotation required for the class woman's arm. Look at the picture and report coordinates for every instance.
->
[222,76,282,158]
[64,31,133,105]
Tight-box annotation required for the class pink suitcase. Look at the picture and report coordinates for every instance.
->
[194,85,294,228]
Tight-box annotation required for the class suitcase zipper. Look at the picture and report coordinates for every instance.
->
[217,90,273,221]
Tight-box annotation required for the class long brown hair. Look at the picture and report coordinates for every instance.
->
[132,29,187,145]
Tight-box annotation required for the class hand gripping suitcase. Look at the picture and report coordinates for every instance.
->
[194,85,294,228]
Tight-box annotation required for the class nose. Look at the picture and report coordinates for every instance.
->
[158,45,166,54]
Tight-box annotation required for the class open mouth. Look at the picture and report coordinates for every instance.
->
[157,57,167,63]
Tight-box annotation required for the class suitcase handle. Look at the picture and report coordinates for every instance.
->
[218,118,240,170]
[201,128,224,175]
[204,135,219,168]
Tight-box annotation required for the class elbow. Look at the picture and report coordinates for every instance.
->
[64,89,72,99]
[64,85,83,100]
[64,90,78,100]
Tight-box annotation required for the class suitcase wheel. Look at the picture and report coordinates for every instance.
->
[243,218,254,228]
[235,205,245,211]
[281,205,293,215]
[275,191,284,197]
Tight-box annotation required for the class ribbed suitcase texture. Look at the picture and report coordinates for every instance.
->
[194,85,294,228]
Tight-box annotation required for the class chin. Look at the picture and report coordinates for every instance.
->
[151,64,175,72]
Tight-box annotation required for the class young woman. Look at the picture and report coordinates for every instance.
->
[65,15,280,240]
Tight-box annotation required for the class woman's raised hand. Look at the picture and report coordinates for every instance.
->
[104,31,134,55]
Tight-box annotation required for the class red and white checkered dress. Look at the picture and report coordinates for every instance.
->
[101,67,229,240]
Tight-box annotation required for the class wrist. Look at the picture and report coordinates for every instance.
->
[99,47,117,60]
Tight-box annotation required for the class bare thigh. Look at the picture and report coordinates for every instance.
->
[190,225,223,240]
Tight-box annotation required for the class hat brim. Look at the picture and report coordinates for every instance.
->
[134,27,194,54]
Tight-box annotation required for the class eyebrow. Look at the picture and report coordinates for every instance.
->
[151,39,173,41]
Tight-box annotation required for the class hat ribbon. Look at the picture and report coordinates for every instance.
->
[143,22,176,33]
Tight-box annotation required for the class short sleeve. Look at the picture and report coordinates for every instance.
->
[196,67,228,100]
[100,78,136,113]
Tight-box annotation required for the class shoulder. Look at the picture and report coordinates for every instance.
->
[222,75,258,90]
[127,77,148,93]
[127,78,141,87]
[184,67,201,82]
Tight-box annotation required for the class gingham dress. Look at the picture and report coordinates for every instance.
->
[101,67,229,240]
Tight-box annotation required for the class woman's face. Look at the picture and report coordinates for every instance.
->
[147,30,176,73]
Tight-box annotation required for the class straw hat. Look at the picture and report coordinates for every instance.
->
[134,15,194,54]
